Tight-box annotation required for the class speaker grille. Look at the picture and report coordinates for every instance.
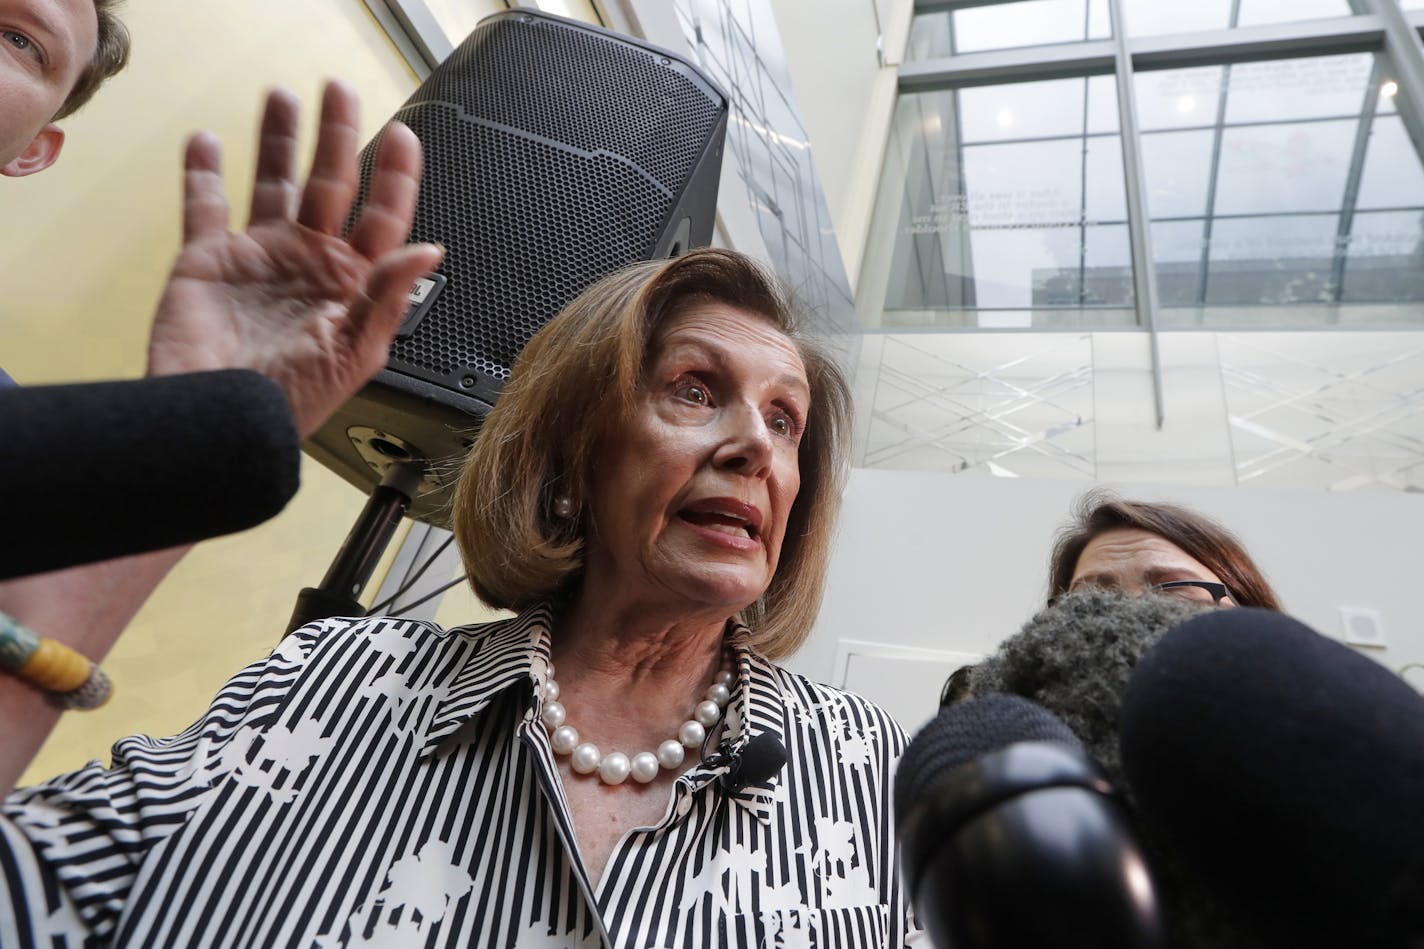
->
[415,15,722,195]
[316,11,727,524]
[389,110,676,381]
[353,12,726,399]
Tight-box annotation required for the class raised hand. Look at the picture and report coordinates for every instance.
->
[146,80,443,437]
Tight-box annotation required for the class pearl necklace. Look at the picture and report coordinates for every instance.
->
[539,659,734,785]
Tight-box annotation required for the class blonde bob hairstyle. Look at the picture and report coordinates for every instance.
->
[452,248,851,660]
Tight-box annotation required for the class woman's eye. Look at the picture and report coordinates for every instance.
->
[4,31,36,54]
[674,382,709,405]
[769,410,804,440]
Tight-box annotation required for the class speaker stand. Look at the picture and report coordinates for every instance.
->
[285,462,426,634]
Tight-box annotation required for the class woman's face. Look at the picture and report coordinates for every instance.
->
[1069,527,1233,606]
[581,301,809,617]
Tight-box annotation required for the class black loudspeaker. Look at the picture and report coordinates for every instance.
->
[307,10,728,525]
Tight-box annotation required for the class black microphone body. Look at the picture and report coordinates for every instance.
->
[896,694,1165,949]
[1121,609,1424,948]
[718,733,788,791]
[0,370,301,579]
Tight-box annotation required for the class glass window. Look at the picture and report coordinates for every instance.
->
[1204,214,1339,305]
[1121,0,1351,37]
[1151,220,1207,305]
[1234,0,1353,28]
[954,0,1110,54]
[906,12,953,61]
[1342,212,1424,303]
[422,0,599,43]
[907,0,1109,60]
[1121,0,1233,36]
[1141,129,1215,217]
[959,77,1109,142]
[1222,56,1373,124]
[1212,120,1356,216]
[882,76,1133,325]
[1136,66,1226,132]
[1135,52,1424,318]
[1355,116,1424,209]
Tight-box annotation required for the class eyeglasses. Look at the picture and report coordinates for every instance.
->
[1056,579,1237,607]
[1149,580,1235,607]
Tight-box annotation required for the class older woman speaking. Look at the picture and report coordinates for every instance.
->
[3,249,915,947]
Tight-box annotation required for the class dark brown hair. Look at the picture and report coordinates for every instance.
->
[1048,490,1282,610]
[54,0,131,121]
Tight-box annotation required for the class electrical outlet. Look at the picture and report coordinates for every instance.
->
[1339,607,1387,649]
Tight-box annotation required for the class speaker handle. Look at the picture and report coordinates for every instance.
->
[285,462,425,634]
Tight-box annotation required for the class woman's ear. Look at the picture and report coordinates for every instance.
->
[2,124,65,178]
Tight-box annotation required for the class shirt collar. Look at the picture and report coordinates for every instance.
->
[419,604,554,758]
[418,608,788,794]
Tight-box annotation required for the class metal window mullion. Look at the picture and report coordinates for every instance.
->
[1108,0,1165,428]
[362,0,454,75]
[1196,62,1233,306]
[1357,0,1424,173]
[1078,76,1091,305]
[950,92,977,307]
[900,17,1387,94]
[1332,57,1387,304]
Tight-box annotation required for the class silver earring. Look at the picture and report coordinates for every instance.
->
[553,495,574,519]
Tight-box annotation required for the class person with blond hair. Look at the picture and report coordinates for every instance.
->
[3,248,917,947]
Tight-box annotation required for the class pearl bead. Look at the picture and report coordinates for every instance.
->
[539,701,566,730]
[657,739,685,769]
[598,752,631,785]
[539,655,732,785]
[694,700,721,728]
[545,661,555,679]
[550,725,579,755]
[679,720,705,748]
[630,752,660,783]
[571,742,601,774]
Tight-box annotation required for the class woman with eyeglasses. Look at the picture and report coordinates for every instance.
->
[1047,490,1282,611]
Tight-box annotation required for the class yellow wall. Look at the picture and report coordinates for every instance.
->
[3,0,435,785]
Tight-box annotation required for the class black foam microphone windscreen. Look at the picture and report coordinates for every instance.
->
[720,734,788,792]
[896,693,1164,949]
[1121,609,1424,948]
[0,370,300,579]
[964,589,1263,947]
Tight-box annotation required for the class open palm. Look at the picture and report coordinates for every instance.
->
[148,81,442,437]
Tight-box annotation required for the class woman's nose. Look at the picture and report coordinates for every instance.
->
[713,403,773,476]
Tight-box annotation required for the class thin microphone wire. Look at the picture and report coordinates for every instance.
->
[367,534,455,616]
[387,574,468,616]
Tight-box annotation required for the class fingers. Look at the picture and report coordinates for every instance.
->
[248,87,302,226]
[345,242,446,359]
[346,120,423,261]
[182,131,229,243]
[297,79,362,236]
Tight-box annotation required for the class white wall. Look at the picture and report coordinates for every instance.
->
[770,0,912,290]
[788,469,1424,732]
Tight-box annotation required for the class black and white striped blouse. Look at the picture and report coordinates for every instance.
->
[2,606,920,947]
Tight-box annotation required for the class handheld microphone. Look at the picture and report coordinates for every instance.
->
[0,370,301,579]
[1121,608,1424,949]
[895,693,1165,949]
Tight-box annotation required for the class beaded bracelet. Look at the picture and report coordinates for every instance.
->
[0,611,111,710]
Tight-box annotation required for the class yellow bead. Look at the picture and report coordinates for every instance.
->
[18,638,92,692]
